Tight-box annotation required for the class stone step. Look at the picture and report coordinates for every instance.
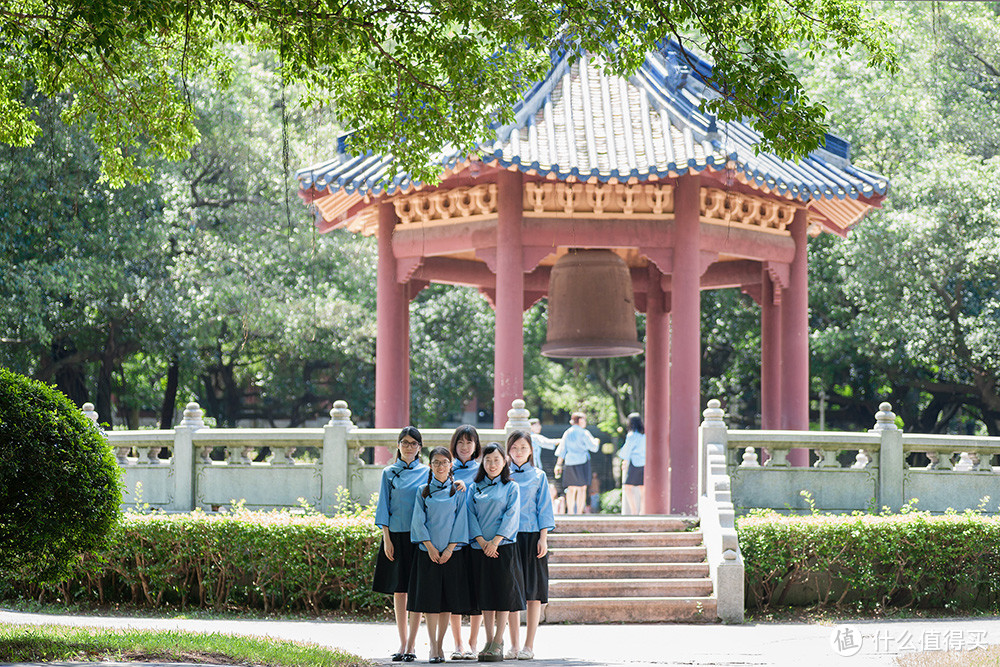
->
[548,561,710,579]
[543,596,717,623]
[547,531,704,548]
[553,515,698,533]
[549,577,714,598]
[549,545,706,564]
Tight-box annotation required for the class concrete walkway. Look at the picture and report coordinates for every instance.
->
[4,609,1000,666]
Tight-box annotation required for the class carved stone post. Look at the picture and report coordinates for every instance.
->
[871,402,902,512]
[173,401,206,512]
[322,400,355,514]
[504,398,531,438]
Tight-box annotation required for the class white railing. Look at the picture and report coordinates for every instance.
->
[697,399,744,624]
[702,401,1000,515]
[86,400,519,513]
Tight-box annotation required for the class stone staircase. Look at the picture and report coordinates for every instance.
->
[542,515,717,623]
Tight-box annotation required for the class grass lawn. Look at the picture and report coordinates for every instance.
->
[897,646,1000,666]
[0,622,371,666]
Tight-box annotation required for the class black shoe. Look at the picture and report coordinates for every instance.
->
[392,653,404,662]
[403,653,416,662]
[430,657,444,664]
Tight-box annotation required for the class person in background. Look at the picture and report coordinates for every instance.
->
[528,418,556,466]
[467,442,524,661]
[550,485,566,515]
[448,425,482,660]
[587,472,601,514]
[372,427,430,663]
[504,430,554,660]
[553,412,598,514]
[408,447,473,664]
[617,412,646,515]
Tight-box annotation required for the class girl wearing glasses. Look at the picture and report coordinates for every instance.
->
[407,447,473,663]
[373,426,429,662]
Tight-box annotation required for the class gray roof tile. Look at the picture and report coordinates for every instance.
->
[298,42,888,215]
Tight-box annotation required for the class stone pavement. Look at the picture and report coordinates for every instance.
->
[4,609,1000,666]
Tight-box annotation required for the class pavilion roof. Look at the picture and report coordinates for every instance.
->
[297,42,888,233]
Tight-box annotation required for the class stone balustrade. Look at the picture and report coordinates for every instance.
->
[703,401,1000,515]
[92,399,522,513]
[697,399,743,624]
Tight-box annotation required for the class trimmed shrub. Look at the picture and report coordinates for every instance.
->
[0,368,122,583]
[1,509,385,613]
[738,509,1000,612]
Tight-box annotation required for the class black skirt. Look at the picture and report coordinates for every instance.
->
[514,532,549,603]
[469,544,526,612]
[372,530,417,595]
[625,464,645,486]
[406,548,475,614]
[563,460,591,487]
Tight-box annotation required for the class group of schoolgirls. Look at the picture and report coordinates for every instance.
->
[372,424,555,663]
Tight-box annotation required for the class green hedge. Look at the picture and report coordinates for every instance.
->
[1,508,385,614]
[738,509,1000,612]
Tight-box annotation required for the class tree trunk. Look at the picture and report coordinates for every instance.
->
[159,355,180,429]
[96,355,114,428]
[51,339,89,408]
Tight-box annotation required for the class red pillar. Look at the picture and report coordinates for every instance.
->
[781,209,810,463]
[494,170,524,427]
[669,173,701,514]
[761,268,782,430]
[375,200,408,462]
[644,263,670,514]
[402,299,411,426]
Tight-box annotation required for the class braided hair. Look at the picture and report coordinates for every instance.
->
[422,446,458,497]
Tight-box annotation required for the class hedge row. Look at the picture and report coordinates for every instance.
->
[1,508,385,614]
[738,508,1000,612]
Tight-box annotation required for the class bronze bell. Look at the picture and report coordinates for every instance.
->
[541,249,643,358]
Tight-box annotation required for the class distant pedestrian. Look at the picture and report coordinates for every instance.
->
[588,472,601,513]
[528,418,556,465]
[618,413,646,515]
[553,413,598,514]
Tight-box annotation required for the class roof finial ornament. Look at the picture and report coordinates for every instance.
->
[663,49,690,90]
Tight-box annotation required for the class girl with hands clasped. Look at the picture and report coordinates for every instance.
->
[372,427,429,663]
[407,447,474,664]
[505,430,555,660]
[467,442,525,662]
[448,425,483,660]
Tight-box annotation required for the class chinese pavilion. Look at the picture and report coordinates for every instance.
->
[296,42,888,514]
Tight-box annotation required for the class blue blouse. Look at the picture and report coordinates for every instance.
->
[452,458,480,488]
[618,431,646,467]
[466,476,520,547]
[374,457,430,532]
[555,424,598,466]
[410,479,469,552]
[510,462,555,533]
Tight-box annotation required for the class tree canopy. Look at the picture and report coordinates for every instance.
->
[1,0,895,185]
